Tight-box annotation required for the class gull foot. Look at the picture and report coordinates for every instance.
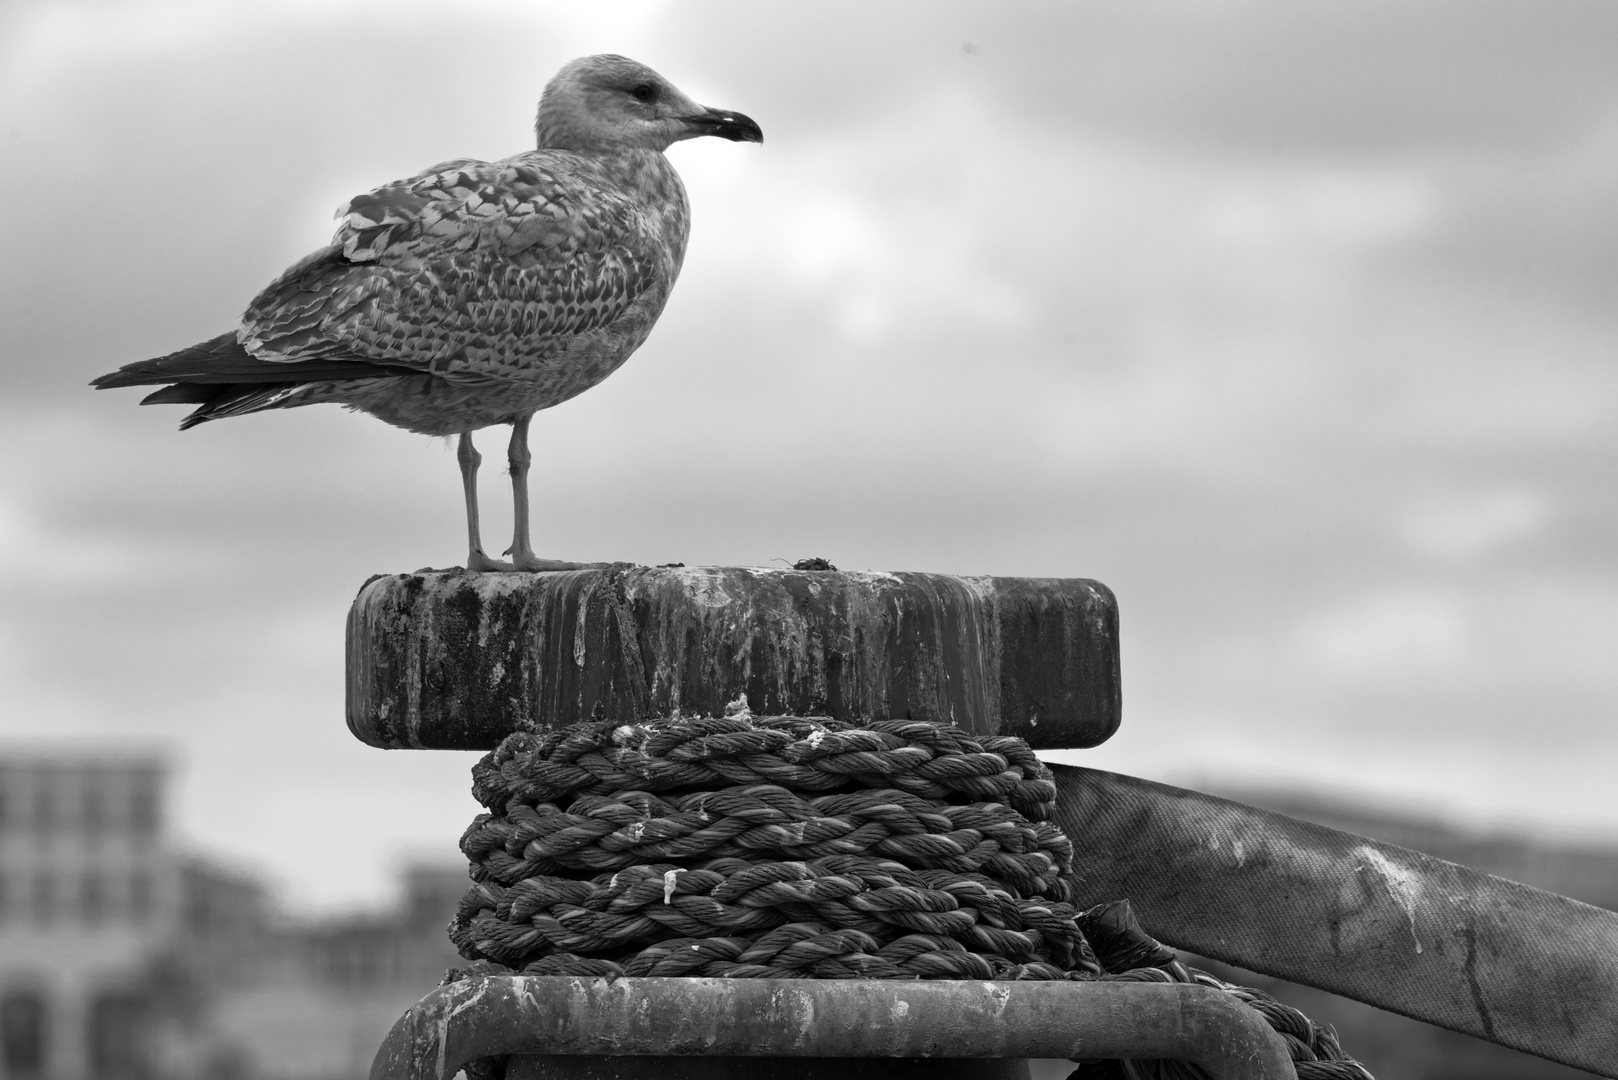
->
[508,553,613,572]
[465,550,517,572]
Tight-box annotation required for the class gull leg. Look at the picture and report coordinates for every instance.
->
[504,413,604,572]
[459,432,513,572]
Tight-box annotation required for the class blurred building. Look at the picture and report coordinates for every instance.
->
[0,749,464,1080]
[0,753,177,1080]
[207,865,465,1080]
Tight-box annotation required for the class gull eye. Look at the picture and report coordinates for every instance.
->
[630,83,656,103]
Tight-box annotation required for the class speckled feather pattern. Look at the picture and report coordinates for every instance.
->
[238,148,690,435]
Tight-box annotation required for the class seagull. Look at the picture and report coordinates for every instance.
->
[93,55,761,571]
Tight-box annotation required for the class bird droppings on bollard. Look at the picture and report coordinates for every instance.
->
[345,566,1120,750]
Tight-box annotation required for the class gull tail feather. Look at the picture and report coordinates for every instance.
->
[92,331,412,429]
[92,332,412,388]
[173,384,316,431]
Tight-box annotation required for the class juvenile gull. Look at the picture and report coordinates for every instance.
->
[93,55,761,571]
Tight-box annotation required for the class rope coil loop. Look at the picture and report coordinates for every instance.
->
[470,716,1059,821]
[449,713,1372,1080]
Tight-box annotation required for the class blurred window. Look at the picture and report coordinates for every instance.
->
[32,875,54,927]
[32,787,51,833]
[89,992,148,1080]
[128,874,151,924]
[0,991,47,1077]
[82,873,106,926]
[84,788,105,831]
[129,783,157,836]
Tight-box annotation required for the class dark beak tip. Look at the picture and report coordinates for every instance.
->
[693,108,763,144]
[728,118,764,145]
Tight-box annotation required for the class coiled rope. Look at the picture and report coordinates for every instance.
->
[447,713,1373,1080]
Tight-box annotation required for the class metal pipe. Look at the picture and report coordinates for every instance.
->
[368,976,1296,1080]
[1050,765,1618,1077]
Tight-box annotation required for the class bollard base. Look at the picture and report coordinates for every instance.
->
[508,1055,1038,1079]
[368,976,1294,1080]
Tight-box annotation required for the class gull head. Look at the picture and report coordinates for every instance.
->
[535,54,763,153]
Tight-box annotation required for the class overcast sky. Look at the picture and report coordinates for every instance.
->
[2,0,1615,914]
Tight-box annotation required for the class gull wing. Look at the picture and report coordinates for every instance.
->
[240,152,673,378]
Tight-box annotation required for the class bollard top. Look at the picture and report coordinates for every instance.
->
[345,564,1120,751]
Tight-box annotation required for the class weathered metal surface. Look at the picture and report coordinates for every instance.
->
[346,566,1119,750]
[368,975,1294,1080]
[506,1054,1033,1079]
[1051,765,1618,1078]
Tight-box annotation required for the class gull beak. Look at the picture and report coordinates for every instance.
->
[682,106,763,144]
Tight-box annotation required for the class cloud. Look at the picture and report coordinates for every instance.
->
[1395,488,1548,560]
[1294,590,1473,680]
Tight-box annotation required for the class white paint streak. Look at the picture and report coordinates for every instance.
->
[1202,829,1252,868]
[572,605,588,668]
[435,982,490,1080]
[1357,845,1425,953]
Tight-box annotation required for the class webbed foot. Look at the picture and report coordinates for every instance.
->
[506,551,612,573]
[465,549,517,573]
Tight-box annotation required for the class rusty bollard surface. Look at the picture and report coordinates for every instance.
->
[368,976,1296,1080]
[346,565,1119,750]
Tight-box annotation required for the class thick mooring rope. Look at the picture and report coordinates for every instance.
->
[469,715,1058,820]
[448,714,1373,1080]
[461,785,1076,895]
